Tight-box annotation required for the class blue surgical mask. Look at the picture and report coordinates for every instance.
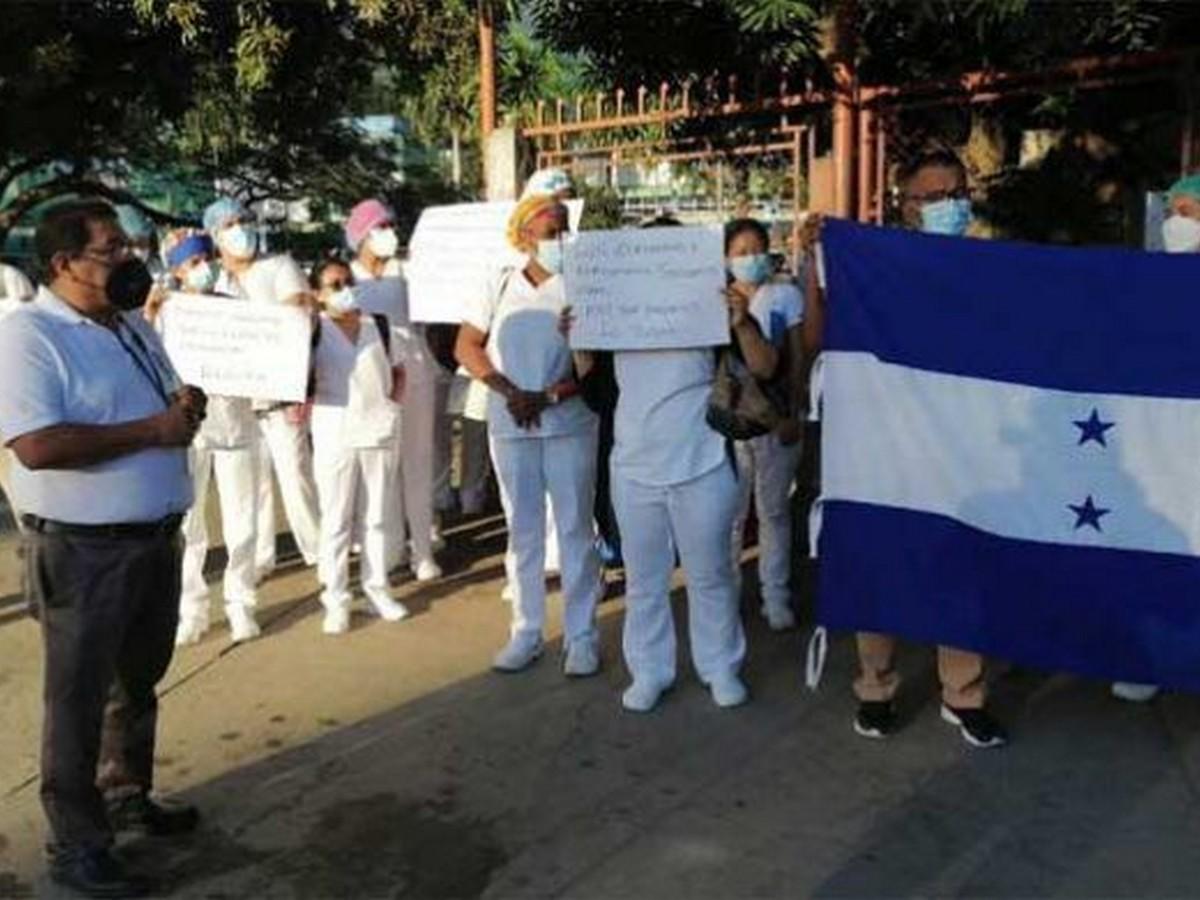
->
[536,239,564,276]
[183,260,218,293]
[218,224,258,260]
[728,253,773,285]
[920,198,972,237]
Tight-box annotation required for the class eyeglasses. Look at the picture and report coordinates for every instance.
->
[904,187,970,205]
[78,240,131,263]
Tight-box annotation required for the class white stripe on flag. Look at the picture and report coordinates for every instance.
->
[821,351,1200,557]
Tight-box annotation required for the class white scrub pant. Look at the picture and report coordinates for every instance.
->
[314,442,395,612]
[256,409,321,571]
[731,435,800,610]
[490,428,602,644]
[503,502,561,580]
[614,461,746,686]
[399,367,436,561]
[180,446,259,622]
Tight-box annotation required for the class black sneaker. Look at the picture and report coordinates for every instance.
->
[48,845,152,898]
[107,791,200,836]
[853,700,896,739]
[941,704,1007,749]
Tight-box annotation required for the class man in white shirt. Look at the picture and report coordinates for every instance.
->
[203,197,321,577]
[0,200,204,897]
[344,198,443,581]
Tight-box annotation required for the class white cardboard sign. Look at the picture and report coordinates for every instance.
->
[563,225,729,350]
[406,198,583,323]
[159,293,312,402]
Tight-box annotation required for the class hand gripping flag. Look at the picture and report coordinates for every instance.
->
[814,219,1200,691]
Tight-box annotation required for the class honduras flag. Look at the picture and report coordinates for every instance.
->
[815,219,1200,691]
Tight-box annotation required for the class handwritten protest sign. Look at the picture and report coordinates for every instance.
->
[563,225,729,350]
[159,294,312,402]
[406,199,583,323]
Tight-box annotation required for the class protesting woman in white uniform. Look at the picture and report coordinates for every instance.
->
[147,229,262,645]
[725,218,806,632]
[344,198,442,582]
[309,258,411,634]
[455,194,604,675]
[202,198,321,577]
[565,223,781,712]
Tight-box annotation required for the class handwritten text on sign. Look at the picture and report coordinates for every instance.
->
[159,294,312,402]
[406,199,583,324]
[564,225,729,350]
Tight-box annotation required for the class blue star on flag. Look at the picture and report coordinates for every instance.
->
[1069,495,1110,532]
[1074,408,1115,447]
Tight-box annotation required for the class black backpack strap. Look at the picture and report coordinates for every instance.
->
[371,313,392,357]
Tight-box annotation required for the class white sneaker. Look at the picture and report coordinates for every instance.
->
[492,632,543,672]
[621,678,673,713]
[563,637,601,677]
[431,526,446,553]
[413,558,443,583]
[1112,682,1160,702]
[174,614,209,646]
[762,604,797,632]
[500,581,514,603]
[227,607,261,643]
[365,591,410,622]
[322,608,350,635]
[254,564,275,587]
[709,673,749,708]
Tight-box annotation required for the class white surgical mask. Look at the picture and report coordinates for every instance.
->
[367,227,399,259]
[326,286,358,315]
[536,239,564,276]
[1162,214,1200,254]
[183,260,218,293]
[218,224,258,260]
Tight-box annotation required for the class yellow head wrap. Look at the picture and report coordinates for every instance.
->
[506,193,562,252]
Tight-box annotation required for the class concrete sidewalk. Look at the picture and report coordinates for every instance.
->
[2,512,1199,898]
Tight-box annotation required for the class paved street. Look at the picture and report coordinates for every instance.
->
[2,511,1199,898]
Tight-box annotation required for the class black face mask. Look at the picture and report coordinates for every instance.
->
[105,258,154,311]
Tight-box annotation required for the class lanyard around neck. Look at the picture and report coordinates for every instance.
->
[110,318,172,408]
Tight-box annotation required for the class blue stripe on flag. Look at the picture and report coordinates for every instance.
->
[822,219,1200,399]
[817,500,1200,691]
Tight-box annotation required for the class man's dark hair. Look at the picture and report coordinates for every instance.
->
[897,149,968,190]
[724,217,770,251]
[35,199,118,271]
[309,255,353,290]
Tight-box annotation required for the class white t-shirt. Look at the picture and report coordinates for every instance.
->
[612,348,727,487]
[749,280,805,344]
[0,288,192,523]
[462,267,594,440]
[311,315,401,450]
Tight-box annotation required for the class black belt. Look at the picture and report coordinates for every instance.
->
[21,514,184,539]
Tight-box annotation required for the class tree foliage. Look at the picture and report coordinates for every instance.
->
[0,0,467,243]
